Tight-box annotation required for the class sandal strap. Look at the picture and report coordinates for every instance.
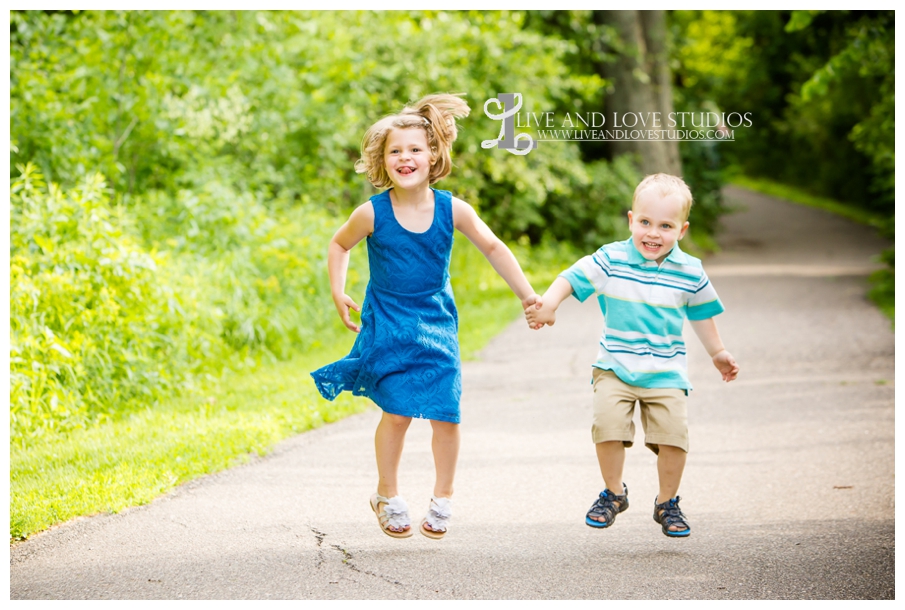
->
[655,496,689,531]
[424,496,452,532]
[587,488,627,523]
[379,495,411,530]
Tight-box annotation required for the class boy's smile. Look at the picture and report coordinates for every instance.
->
[384,127,433,190]
[628,189,690,265]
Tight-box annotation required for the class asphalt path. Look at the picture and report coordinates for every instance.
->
[10,186,895,600]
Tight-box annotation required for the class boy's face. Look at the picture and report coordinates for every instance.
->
[627,188,690,265]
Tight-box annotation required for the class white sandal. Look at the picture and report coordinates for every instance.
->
[370,494,413,538]
[420,496,452,540]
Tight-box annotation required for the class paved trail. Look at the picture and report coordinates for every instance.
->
[11,187,894,599]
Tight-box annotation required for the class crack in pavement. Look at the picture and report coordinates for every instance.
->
[309,527,402,587]
[329,544,404,587]
[311,527,327,568]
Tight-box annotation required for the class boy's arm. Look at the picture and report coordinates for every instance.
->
[452,197,539,309]
[525,276,574,329]
[689,318,739,382]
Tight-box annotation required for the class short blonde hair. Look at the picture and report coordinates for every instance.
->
[632,173,694,221]
[355,93,470,188]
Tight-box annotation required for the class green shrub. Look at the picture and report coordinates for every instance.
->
[10,164,199,440]
[9,164,369,444]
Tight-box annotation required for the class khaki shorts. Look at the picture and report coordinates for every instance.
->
[591,368,688,454]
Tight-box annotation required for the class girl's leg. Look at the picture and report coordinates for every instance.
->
[424,419,459,533]
[430,420,460,498]
[374,411,412,532]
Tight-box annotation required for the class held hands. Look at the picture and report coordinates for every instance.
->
[523,277,571,330]
[524,298,556,330]
[711,349,740,382]
[333,293,361,333]
[521,293,543,312]
[521,294,546,330]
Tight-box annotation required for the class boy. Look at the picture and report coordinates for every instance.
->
[525,173,739,537]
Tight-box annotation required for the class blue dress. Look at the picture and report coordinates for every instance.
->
[310,188,462,423]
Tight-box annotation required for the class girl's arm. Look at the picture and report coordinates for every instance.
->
[328,202,374,333]
[688,318,739,382]
[451,197,539,308]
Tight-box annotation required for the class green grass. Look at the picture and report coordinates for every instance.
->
[10,238,576,541]
[10,346,367,541]
[867,249,895,323]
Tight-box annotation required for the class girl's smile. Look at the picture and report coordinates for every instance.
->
[384,128,433,190]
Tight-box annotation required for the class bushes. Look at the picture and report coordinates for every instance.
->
[9,164,368,443]
[10,164,188,439]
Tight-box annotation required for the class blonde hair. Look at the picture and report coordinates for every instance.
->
[354,93,470,188]
[632,173,694,221]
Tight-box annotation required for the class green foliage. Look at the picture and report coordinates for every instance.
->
[783,10,823,33]
[521,10,731,251]
[10,10,630,241]
[672,11,755,94]
[788,10,894,212]
[527,156,640,250]
[672,10,894,214]
[680,141,724,247]
[9,163,369,444]
[674,9,894,310]
[132,183,353,359]
[10,164,193,439]
[868,248,894,323]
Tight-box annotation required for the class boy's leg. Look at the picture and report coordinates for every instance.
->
[374,411,413,532]
[653,444,690,535]
[655,444,687,531]
[588,369,637,526]
[595,440,627,495]
[587,440,628,525]
[639,386,691,535]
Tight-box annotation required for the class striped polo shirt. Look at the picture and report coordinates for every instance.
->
[560,238,724,391]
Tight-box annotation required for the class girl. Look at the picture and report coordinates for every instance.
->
[311,93,540,539]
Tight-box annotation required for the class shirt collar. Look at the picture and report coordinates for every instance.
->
[624,237,688,266]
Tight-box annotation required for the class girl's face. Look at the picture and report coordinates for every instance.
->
[384,128,433,191]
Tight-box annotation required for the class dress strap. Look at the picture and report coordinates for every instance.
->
[369,189,392,233]
[431,188,455,239]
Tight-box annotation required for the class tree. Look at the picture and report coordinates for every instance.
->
[599,10,682,176]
